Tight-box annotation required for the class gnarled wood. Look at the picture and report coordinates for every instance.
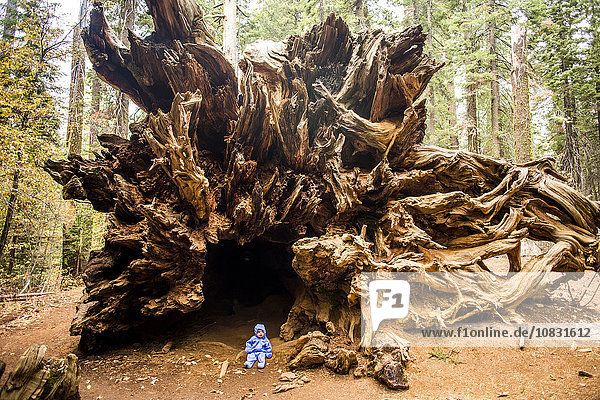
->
[0,345,80,400]
[45,0,600,390]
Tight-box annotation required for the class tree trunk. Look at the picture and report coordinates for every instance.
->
[319,0,324,23]
[464,4,478,153]
[66,0,87,156]
[63,0,88,279]
[7,234,16,275]
[447,79,459,149]
[0,345,80,400]
[44,2,600,390]
[90,74,101,151]
[223,0,237,68]
[2,0,17,40]
[596,67,600,143]
[561,71,581,188]
[426,0,434,137]
[354,0,368,29]
[115,94,128,139]
[115,0,136,138]
[411,0,420,22]
[0,157,20,262]
[466,82,478,152]
[489,0,503,158]
[511,24,531,163]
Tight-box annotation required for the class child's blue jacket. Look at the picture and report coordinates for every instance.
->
[245,323,272,357]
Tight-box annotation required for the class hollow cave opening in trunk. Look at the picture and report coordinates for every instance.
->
[199,239,299,329]
[123,239,301,350]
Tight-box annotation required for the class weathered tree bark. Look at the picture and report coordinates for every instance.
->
[0,345,80,400]
[511,24,531,163]
[44,0,600,390]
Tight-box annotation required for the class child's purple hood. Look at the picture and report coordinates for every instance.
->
[254,323,267,337]
[246,323,272,357]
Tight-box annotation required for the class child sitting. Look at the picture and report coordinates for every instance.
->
[244,323,272,369]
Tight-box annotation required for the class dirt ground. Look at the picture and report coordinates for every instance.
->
[1,288,600,400]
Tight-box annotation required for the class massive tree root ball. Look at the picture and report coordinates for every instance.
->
[44,0,600,389]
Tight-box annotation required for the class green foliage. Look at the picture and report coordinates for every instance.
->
[239,0,316,48]
[388,0,599,196]
[62,202,96,277]
[0,0,79,293]
[415,0,515,157]
[0,0,62,163]
[237,0,405,51]
[523,0,600,195]
[428,346,463,364]
[239,0,351,49]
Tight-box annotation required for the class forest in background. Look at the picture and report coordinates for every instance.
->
[0,0,598,295]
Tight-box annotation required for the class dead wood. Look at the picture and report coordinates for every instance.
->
[0,345,80,400]
[44,1,600,390]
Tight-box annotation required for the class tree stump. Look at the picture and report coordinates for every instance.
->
[0,345,80,400]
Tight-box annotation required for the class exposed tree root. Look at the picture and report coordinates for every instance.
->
[44,0,600,390]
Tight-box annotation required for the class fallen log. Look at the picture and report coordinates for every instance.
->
[0,292,56,301]
[0,345,80,400]
[43,0,600,390]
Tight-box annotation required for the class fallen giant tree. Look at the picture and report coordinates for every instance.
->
[45,0,600,389]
